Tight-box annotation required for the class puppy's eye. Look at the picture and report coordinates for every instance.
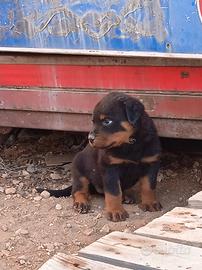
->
[102,119,113,126]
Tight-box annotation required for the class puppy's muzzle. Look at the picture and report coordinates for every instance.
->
[88,131,95,144]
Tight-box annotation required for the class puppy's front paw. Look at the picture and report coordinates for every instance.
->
[138,201,162,212]
[106,208,129,222]
[73,201,90,214]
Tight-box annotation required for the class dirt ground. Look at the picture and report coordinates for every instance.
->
[0,130,201,270]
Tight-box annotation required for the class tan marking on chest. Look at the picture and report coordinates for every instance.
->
[141,154,160,163]
[108,155,138,165]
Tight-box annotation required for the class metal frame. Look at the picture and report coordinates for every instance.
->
[0,52,202,139]
[1,47,202,59]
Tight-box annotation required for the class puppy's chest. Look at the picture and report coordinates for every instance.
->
[117,163,148,191]
[107,145,143,165]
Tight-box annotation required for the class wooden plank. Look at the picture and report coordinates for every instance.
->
[135,207,202,248]
[79,231,202,270]
[45,153,75,166]
[38,253,129,270]
[188,191,202,209]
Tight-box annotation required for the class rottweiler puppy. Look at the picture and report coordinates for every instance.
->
[38,92,162,222]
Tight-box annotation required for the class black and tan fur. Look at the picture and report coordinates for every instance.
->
[38,92,162,222]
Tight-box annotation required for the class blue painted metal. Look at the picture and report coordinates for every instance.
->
[0,0,202,54]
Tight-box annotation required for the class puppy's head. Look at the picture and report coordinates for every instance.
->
[88,92,144,149]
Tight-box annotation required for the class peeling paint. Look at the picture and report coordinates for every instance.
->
[0,0,168,51]
[8,1,166,42]
[1,1,202,54]
[121,0,166,42]
[81,11,121,39]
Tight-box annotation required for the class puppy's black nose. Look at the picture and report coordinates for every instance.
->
[88,132,95,143]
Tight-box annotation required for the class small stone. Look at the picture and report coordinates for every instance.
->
[19,182,24,189]
[1,250,10,257]
[19,260,26,265]
[40,190,50,199]
[15,228,29,235]
[166,169,173,177]
[171,173,178,178]
[5,242,12,250]
[0,187,4,193]
[55,204,62,210]
[193,161,200,168]
[22,170,30,176]
[124,228,132,233]
[34,196,42,201]
[5,187,16,195]
[32,188,37,194]
[45,243,55,252]
[63,164,72,171]
[74,241,82,247]
[94,213,102,220]
[50,172,62,180]
[66,224,72,229]
[1,225,8,232]
[100,224,111,233]
[18,255,27,261]
[157,172,163,182]
[2,173,8,178]
[26,164,36,173]
[12,180,20,185]
[196,178,201,183]
[179,197,183,202]
[83,229,94,236]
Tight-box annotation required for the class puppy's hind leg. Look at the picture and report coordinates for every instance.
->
[72,176,90,214]
[122,188,136,204]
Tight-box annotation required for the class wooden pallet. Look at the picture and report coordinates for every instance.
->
[188,191,202,209]
[39,191,202,270]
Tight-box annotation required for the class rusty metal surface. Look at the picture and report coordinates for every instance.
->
[2,52,202,66]
[0,90,202,120]
[0,111,91,132]
[154,119,202,139]
[0,110,202,139]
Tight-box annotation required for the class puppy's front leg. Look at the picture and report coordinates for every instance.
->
[139,161,162,212]
[72,176,90,214]
[103,166,129,222]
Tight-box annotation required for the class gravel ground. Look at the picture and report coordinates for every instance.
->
[0,130,201,270]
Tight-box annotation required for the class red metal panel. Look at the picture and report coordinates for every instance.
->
[0,90,202,120]
[1,64,202,92]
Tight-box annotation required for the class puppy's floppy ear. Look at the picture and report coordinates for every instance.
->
[124,98,144,127]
